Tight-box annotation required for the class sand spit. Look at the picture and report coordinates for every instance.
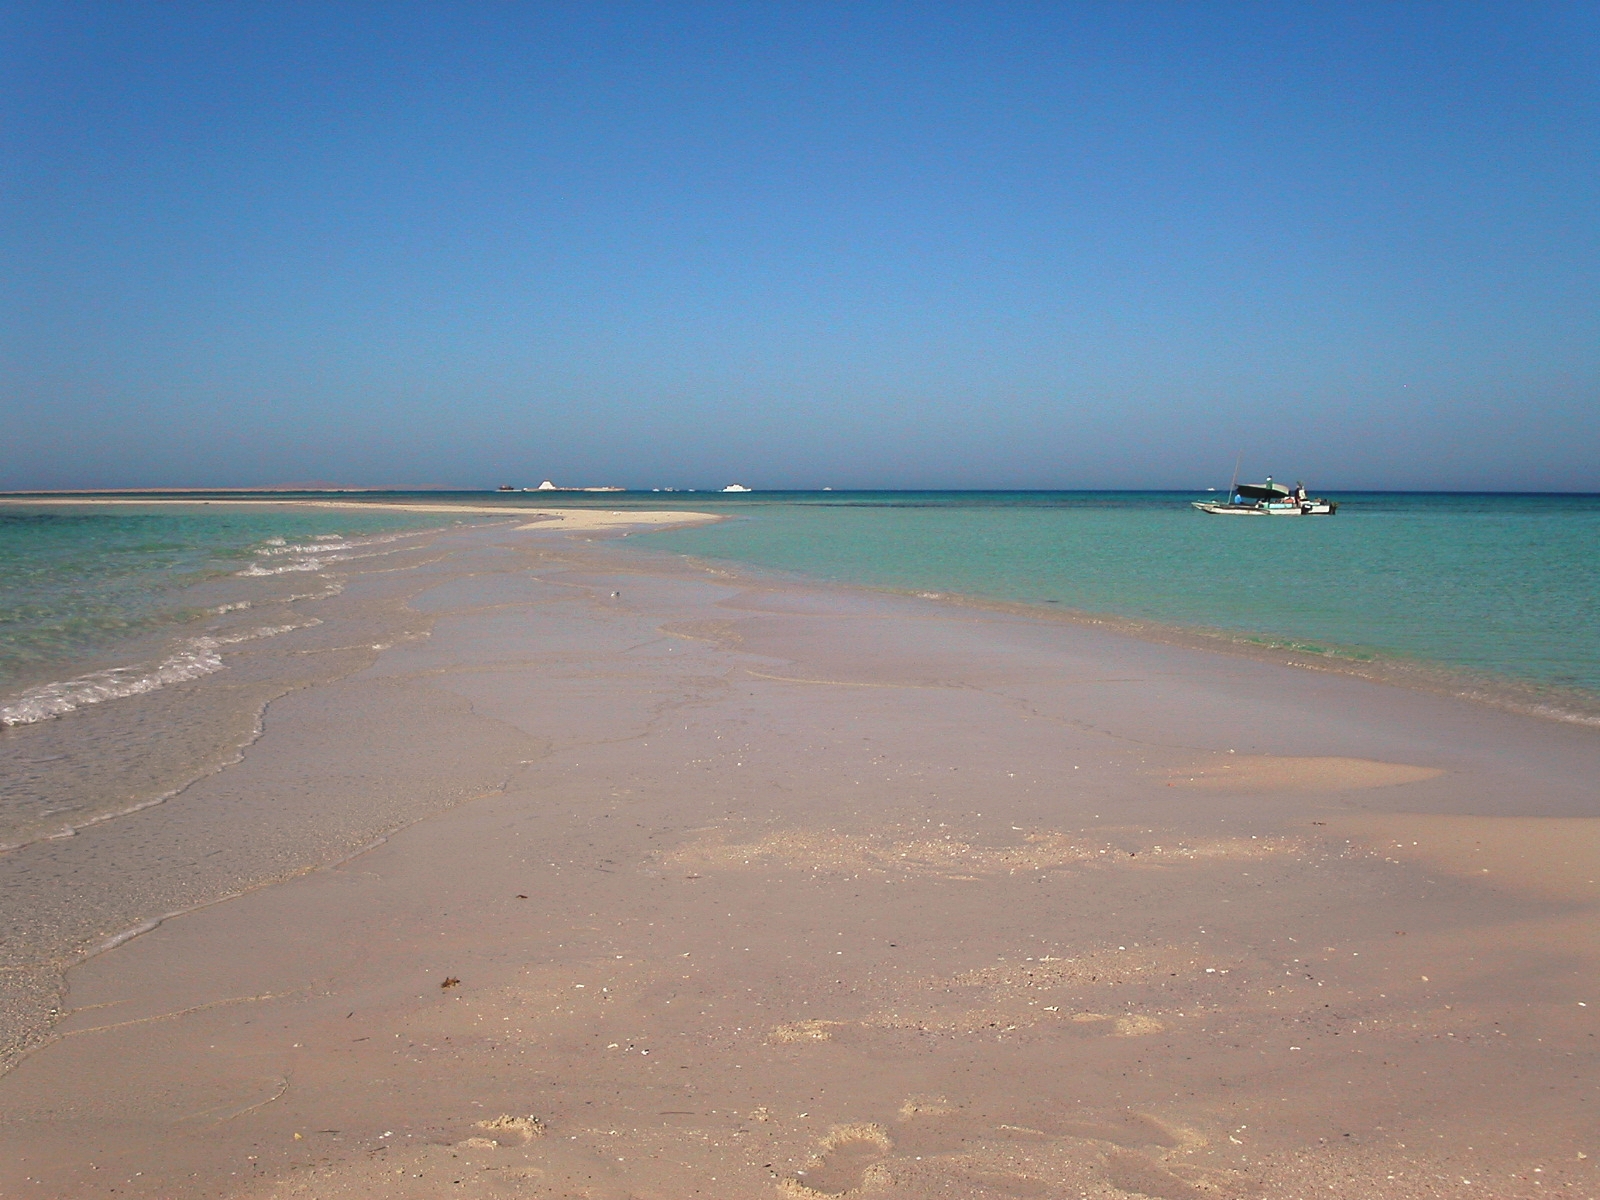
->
[0,494,721,531]
[0,528,1596,1199]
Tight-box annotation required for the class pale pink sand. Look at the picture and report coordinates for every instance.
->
[1,526,1596,1199]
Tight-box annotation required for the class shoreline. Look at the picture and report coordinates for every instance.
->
[4,491,1595,794]
[0,516,719,863]
[0,524,1597,1197]
[882,582,1600,730]
[7,527,1593,867]
[8,492,1598,732]
[634,546,1600,732]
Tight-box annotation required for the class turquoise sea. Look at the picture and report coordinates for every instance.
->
[2,491,1598,727]
[634,491,1600,720]
[0,502,453,723]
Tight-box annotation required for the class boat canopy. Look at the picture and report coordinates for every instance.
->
[1235,481,1291,500]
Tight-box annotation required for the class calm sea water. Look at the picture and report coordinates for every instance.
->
[3,491,1598,728]
[631,491,1600,718]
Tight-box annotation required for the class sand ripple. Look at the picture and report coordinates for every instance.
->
[668,827,1298,880]
[1164,754,1442,792]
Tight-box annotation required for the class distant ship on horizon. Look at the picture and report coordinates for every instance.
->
[499,481,625,493]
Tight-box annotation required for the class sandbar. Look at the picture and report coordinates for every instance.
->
[0,494,721,531]
[0,521,1595,1199]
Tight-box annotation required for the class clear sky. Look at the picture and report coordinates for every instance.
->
[4,2,1597,491]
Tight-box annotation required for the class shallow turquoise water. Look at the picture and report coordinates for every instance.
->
[633,492,1600,704]
[4,491,1598,722]
[0,503,451,689]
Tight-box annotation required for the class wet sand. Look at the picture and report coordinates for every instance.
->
[1,523,1597,1199]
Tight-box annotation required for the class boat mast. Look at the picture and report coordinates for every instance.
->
[1227,450,1242,499]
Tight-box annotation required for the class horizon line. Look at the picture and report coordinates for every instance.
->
[4,487,1599,498]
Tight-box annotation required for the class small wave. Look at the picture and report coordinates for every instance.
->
[260,542,356,556]
[214,620,318,645]
[0,623,315,726]
[238,530,430,577]
[1489,698,1600,729]
[235,529,438,579]
[0,640,225,726]
[236,558,329,576]
[212,600,253,613]
[237,546,419,577]
[285,583,344,601]
[256,530,426,557]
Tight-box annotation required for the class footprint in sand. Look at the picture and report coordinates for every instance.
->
[897,1094,956,1119]
[789,1097,1248,1199]
[473,1113,546,1144]
[781,1124,894,1197]
[769,1018,848,1044]
[1102,1147,1211,1199]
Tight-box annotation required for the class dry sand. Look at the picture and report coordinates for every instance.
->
[1,523,1597,1199]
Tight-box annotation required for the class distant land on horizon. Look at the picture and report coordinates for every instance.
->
[4,484,1599,498]
[0,483,461,495]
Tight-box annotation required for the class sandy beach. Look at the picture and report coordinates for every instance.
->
[1,519,1597,1199]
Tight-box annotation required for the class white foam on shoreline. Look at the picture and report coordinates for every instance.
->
[284,583,344,601]
[235,529,436,577]
[0,622,315,727]
[236,558,329,576]
[0,641,226,725]
[214,621,317,645]
[1,529,363,728]
[1495,699,1600,728]
[235,543,412,576]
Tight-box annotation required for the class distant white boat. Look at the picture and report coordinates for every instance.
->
[721,483,752,492]
[523,480,623,492]
[1193,476,1338,516]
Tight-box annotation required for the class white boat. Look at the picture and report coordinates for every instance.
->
[721,483,752,493]
[1192,476,1337,516]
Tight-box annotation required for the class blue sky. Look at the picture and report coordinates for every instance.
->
[4,2,1597,490]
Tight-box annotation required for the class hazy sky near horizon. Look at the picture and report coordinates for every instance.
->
[5,2,1598,491]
